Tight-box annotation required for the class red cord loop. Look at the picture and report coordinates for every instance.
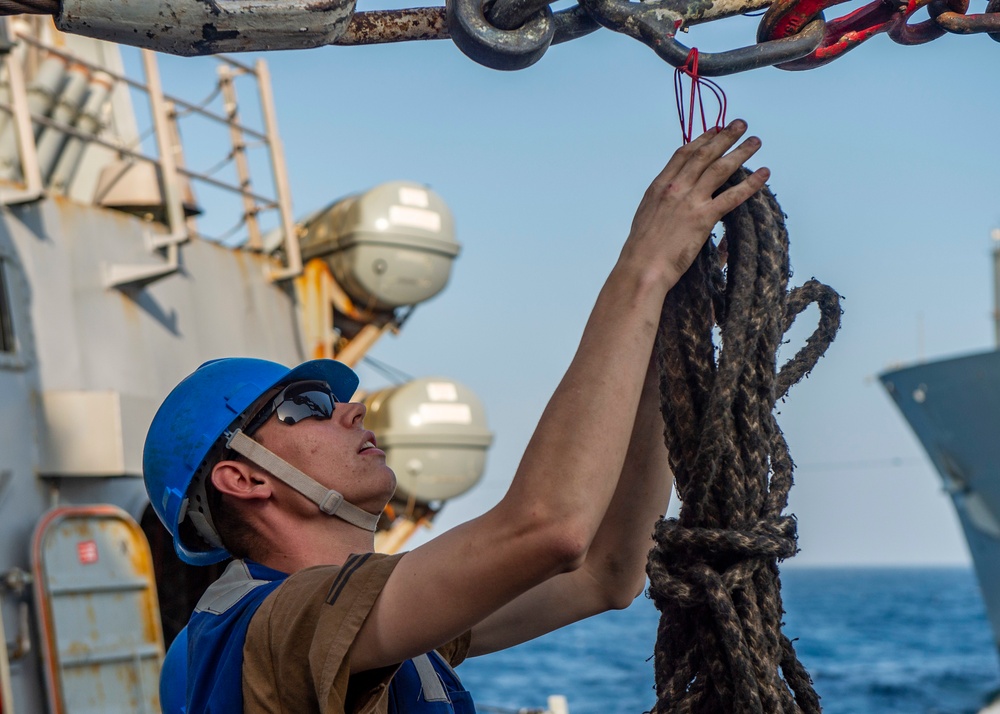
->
[674,46,728,144]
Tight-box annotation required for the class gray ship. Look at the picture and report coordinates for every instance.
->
[880,235,1000,695]
[0,16,494,713]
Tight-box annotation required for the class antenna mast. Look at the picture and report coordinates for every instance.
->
[990,228,1000,348]
[993,229,1000,347]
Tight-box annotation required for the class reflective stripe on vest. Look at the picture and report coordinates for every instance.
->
[388,651,476,714]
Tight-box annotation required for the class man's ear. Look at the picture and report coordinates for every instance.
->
[211,460,273,502]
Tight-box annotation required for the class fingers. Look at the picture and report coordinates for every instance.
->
[712,166,771,216]
[654,126,727,185]
[696,133,763,194]
[671,121,750,186]
[677,122,768,217]
[652,120,757,196]
[627,121,769,278]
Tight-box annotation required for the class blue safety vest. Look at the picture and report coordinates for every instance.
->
[388,651,477,714]
[160,560,476,713]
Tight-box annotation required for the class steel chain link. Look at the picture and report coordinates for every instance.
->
[888,0,967,45]
[0,0,997,69]
[931,0,1000,40]
[580,0,826,75]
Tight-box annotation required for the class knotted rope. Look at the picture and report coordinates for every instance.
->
[648,168,841,713]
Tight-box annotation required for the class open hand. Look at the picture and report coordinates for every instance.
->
[621,120,768,290]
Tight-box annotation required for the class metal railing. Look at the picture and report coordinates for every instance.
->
[0,21,302,282]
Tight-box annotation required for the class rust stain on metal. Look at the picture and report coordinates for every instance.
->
[65,638,90,655]
[115,655,141,688]
[305,0,345,11]
[92,666,107,705]
[118,518,166,644]
[66,520,92,538]
[337,8,449,44]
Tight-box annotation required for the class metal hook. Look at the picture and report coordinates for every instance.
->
[659,18,825,74]
[579,0,826,76]
[759,0,906,70]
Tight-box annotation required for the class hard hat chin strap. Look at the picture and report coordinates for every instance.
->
[226,429,380,533]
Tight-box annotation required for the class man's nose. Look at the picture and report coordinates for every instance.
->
[337,400,367,425]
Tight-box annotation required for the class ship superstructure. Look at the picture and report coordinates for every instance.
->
[881,233,1000,658]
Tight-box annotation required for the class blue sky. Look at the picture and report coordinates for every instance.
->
[158,14,1000,566]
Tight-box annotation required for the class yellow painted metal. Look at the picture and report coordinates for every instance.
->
[336,320,395,368]
[0,590,15,714]
[293,257,396,365]
[294,258,338,360]
[375,517,424,555]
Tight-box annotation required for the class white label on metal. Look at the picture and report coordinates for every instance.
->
[399,187,430,208]
[389,205,441,232]
[426,382,458,401]
[418,403,472,425]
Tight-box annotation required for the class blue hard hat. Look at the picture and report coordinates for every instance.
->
[160,627,188,714]
[143,357,359,565]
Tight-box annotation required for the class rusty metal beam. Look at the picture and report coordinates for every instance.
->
[56,0,359,56]
[330,0,774,47]
[53,0,774,54]
[335,8,449,44]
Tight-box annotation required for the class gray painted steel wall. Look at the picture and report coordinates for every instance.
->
[881,351,1000,653]
[0,196,307,712]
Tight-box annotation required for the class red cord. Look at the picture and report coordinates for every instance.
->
[673,44,728,144]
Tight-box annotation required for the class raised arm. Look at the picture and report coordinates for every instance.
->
[351,122,768,672]
[465,355,670,655]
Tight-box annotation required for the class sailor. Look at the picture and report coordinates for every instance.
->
[144,121,768,714]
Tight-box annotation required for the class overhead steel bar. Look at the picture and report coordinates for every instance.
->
[48,0,776,54]
[0,0,996,77]
[56,0,359,56]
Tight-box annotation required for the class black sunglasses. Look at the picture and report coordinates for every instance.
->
[243,380,338,436]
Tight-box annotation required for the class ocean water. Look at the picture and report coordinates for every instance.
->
[457,568,1000,714]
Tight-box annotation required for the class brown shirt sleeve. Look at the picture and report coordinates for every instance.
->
[435,630,472,669]
[243,552,404,714]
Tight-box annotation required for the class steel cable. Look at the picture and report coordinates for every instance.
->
[649,167,841,713]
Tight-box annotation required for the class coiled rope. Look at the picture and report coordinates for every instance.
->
[648,168,841,713]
